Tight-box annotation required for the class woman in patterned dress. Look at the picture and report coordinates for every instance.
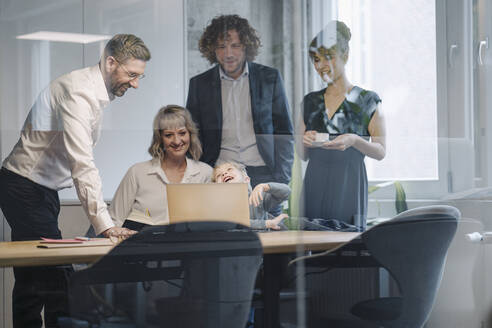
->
[298,21,386,229]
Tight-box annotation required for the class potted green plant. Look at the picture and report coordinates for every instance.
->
[367,181,408,227]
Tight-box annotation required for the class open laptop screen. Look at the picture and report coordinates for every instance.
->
[166,183,250,227]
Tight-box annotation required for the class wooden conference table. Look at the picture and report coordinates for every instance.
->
[0,230,360,268]
[0,230,360,327]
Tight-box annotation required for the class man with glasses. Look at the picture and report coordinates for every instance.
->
[0,34,150,327]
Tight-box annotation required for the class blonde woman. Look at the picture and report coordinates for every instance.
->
[109,105,212,226]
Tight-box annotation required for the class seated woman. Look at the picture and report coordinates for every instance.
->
[109,105,212,227]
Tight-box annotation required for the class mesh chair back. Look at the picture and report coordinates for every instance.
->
[360,205,459,327]
[62,222,262,328]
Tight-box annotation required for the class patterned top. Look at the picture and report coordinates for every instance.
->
[303,86,381,136]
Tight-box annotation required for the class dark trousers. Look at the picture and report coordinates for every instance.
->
[0,168,72,328]
[246,166,284,216]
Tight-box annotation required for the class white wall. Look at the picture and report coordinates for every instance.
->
[76,0,186,201]
[0,0,186,201]
[0,2,85,326]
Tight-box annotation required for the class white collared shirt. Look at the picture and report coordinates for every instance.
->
[2,65,115,234]
[218,64,266,166]
[109,157,213,227]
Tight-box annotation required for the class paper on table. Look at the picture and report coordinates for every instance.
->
[37,238,114,248]
[40,237,83,244]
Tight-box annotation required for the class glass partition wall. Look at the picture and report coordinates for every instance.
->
[0,0,491,327]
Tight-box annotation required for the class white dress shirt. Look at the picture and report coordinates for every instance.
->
[218,64,266,166]
[2,65,115,234]
[109,157,213,227]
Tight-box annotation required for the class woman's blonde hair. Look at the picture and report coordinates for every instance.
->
[148,105,202,161]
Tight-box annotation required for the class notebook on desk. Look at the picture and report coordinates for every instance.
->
[166,183,251,227]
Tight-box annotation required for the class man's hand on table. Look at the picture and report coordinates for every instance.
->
[102,227,137,243]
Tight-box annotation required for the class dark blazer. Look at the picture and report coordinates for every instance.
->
[186,62,294,184]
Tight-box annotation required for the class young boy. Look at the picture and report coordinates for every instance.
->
[212,161,290,230]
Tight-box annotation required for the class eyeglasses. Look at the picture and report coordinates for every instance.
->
[114,58,145,80]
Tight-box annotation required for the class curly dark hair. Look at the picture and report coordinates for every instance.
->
[199,14,261,64]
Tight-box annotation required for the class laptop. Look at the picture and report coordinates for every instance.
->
[166,183,251,227]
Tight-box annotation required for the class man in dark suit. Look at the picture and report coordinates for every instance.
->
[186,15,294,207]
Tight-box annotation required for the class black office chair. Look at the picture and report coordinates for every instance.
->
[59,222,263,328]
[289,205,459,328]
